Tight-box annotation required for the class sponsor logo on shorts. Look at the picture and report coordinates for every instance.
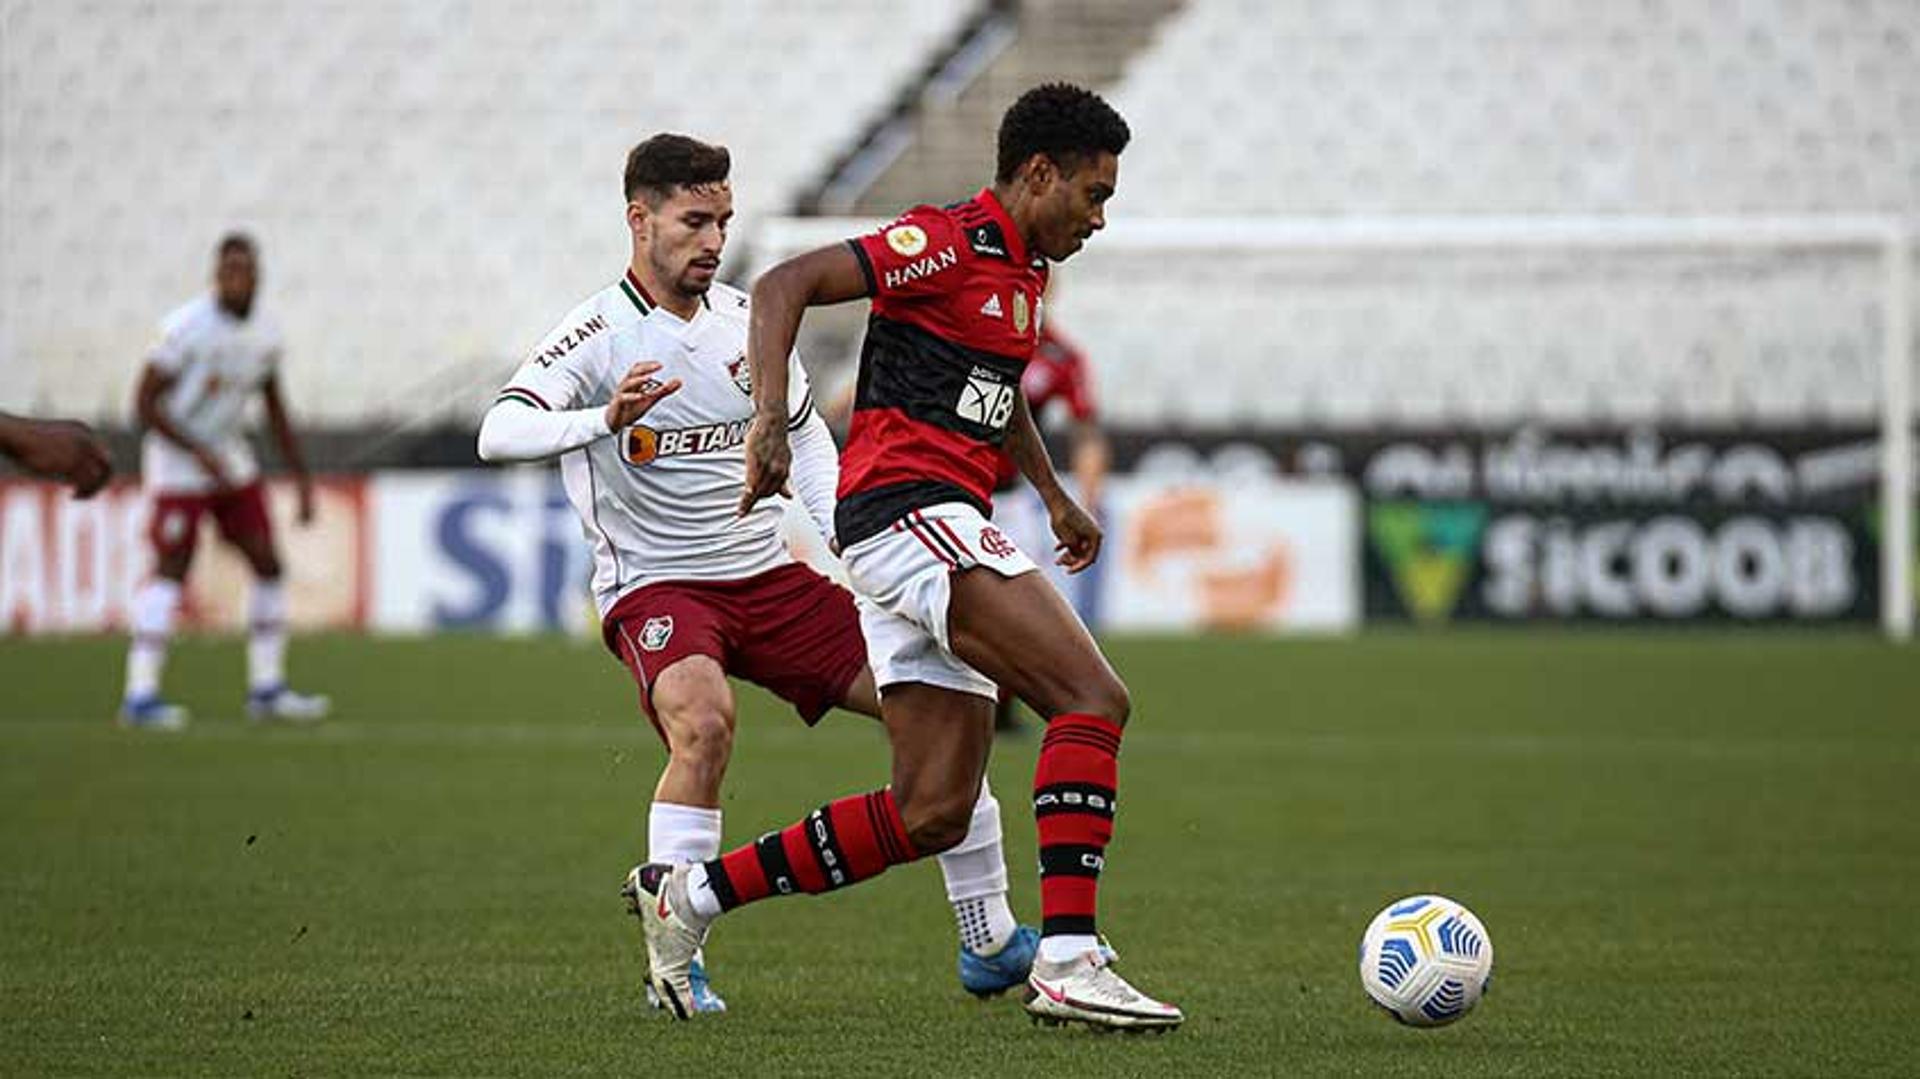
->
[639,616,674,652]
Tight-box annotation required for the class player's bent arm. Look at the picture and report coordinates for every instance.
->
[475,400,613,463]
[1004,392,1067,505]
[745,244,871,425]
[133,365,216,461]
[741,244,869,512]
[785,410,841,545]
[260,374,312,481]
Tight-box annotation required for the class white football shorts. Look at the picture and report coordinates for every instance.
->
[840,501,1038,699]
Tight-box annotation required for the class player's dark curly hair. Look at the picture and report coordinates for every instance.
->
[216,232,256,258]
[624,133,731,205]
[995,82,1130,183]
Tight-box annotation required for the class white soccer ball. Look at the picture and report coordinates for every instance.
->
[1358,894,1493,1027]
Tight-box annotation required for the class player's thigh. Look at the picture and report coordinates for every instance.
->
[880,681,994,850]
[839,667,881,720]
[607,586,731,742]
[946,567,1129,725]
[215,485,281,578]
[648,654,737,755]
[735,565,871,725]
[148,496,203,580]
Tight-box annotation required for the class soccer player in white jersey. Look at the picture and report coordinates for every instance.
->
[121,234,330,729]
[476,134,1036,1016]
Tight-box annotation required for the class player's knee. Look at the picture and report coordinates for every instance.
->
[1069,673,1131,727]
[901,795,973,856]
[664,707,734,771]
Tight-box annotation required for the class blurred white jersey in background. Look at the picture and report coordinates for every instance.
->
[139,295,281,494]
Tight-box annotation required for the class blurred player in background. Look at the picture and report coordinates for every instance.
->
[0,413,113,496]
[121,234,329,730]
[476,134,1035,1015]
[640,83,1182,1031]
[991,314,1108,733]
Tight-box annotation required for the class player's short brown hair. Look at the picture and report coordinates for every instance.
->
[216,232,256,259]
[996,83,1130,183]
[624,134,731,206]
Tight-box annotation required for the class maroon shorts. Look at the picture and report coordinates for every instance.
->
[148,482,274,562]
[602,562,868,738]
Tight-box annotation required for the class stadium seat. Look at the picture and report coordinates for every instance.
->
[2,0,971,422]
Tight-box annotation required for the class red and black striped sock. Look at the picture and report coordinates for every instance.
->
[700,789,918,911]
[1034,712,1123,938]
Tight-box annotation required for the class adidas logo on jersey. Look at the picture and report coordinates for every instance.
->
[979,294,1004,319]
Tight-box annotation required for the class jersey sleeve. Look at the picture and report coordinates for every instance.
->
[146,314,193,375]
[494,312,608,412]
[846,207,967,300]
[786,350,815,430]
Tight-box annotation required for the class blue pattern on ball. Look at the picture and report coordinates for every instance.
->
[1376,938,1417,990]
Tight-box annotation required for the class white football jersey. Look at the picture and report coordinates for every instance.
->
[497,270,815,614]
[140,295,283,494]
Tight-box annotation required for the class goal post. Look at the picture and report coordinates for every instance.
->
[751,214,1914,639]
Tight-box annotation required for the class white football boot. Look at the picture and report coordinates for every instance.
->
[1025,943,1183,1032]
[247,685,331,723]
[624,863,711,1020]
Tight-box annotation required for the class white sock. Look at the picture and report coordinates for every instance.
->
[649,802,722,865]
[684,862,724,921]
[938,778,1019,956]
[1040,933,1102,964]
[247,578,288,693]
[124,579,181,700]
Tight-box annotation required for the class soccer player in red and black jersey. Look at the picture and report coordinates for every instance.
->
[629,83,1181,1030]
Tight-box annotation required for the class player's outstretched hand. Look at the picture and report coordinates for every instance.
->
[1050,497,1103,574]
[604,361,682,432]
[1,416,113,497]
[738,414,792,516]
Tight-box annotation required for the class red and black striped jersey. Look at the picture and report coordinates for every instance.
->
[837,187,1049,546]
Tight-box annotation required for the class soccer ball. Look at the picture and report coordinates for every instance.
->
[1358,894,1493,1027]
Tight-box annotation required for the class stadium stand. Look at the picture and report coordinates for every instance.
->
[1051,0,1919,427]
[0,0,972,427]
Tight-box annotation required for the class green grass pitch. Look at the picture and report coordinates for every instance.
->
[3,632,1917,1077]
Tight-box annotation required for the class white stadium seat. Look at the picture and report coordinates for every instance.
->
[1,0,970,422]
[1043,0,1919,427]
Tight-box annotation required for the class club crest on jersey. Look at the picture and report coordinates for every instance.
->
[728,354,753,396]
[639,616,674,652]
[1012,291,1031,334]
[885,224,928,257]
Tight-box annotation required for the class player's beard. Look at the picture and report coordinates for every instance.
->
[676,257,718,298]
